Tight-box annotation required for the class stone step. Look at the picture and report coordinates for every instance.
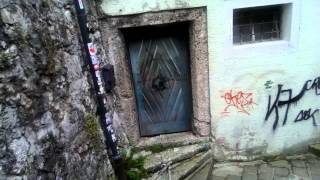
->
[137,132,209,150]
[185,155,213,180]
[146,151,212,180]
[309,144,320,157]
[172,151,212,180]
[144,143,210,172]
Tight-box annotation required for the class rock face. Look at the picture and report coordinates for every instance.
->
[0,0,115,179]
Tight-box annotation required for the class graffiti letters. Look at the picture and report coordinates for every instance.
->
[265,76,320,130]
[264,80,273,89]
[221,90,257,115]
[294,108,319,125]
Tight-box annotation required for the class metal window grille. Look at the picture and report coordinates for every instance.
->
[233,5,282,44]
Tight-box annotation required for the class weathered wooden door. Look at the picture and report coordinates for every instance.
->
[125,25,192,136]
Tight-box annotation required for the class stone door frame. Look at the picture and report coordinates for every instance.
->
[100,7,210,146]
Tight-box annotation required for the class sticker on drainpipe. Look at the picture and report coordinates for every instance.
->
[78,0,84,9]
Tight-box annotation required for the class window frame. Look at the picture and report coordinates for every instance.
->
[223,0,300,59]
[233,5,283,44]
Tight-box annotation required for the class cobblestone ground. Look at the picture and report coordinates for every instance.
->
[209,153,320,180]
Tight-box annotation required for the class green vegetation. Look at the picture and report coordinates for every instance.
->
[124,153,148,180]
[145,144,174,153]
[41,0,50,9]
[84,113,102,149]
[261,154,286,162]
[121,143,178,180]
[122,144,174,179]
[130,144,174,154]
[15,25,28,49]
[0,53,12,70]
[147,144,164,153]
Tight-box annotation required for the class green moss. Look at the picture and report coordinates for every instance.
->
[148,144,166,153]
[0,53,12,70]
[15,25,28,49]
[131,147,140,154]
[41,0,50,9]
[84,113,102,149]
[124,155,148,180]
[261,154,286,162]
[144,144,174,153]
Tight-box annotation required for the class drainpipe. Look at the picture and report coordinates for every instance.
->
[73,0,124,179]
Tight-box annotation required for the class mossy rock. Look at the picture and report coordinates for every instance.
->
[124,155,148,180]
[144,144,175,153]
[84,113,102,149]
[15,25,29,49]
[0,53,12,70]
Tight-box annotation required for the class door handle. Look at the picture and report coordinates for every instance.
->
[152,75,167,91]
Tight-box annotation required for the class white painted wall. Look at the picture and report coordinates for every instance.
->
[101,0,320,158]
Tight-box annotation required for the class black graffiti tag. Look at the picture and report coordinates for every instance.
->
[265,76,320,130]
[294,108,319,125]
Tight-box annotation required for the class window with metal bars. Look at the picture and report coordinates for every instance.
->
[233,5,282,44]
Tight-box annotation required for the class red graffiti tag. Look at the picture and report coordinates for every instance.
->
[221,90,257,115]
[89,47,95,54]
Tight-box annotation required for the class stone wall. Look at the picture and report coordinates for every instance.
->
[0,0,115,179]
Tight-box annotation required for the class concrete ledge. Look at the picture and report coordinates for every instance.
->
[137,132,209,149]
[144,143,210,172]
[146,151,212,180]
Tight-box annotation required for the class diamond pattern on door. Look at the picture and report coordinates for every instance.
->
[126,30,192,136]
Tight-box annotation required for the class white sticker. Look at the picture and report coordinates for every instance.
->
[105,116,112,125]
[87,43,96,55]
[78,0,84,9]
[95,71,102,84]
[107,125,113,132]
[99,86,104,94]
[111,134,117,142]
[90,55,99,65]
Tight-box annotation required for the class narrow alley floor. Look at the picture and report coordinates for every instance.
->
[206,153,320,180]
[144,144,320,180]
[186,144,320,180]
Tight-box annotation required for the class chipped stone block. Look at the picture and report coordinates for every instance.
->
[242,173,257,180]
[243,165,258,174]
[144,143,209,172]
[270,160,290,168]
[171,152,211,180]
[187,159,212,180]
[291,160,306,168]
[213,164,243,177]
[309,144,320,157]
[274,167,290,177]
[258,164,274,180]
[292,167,308,177]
